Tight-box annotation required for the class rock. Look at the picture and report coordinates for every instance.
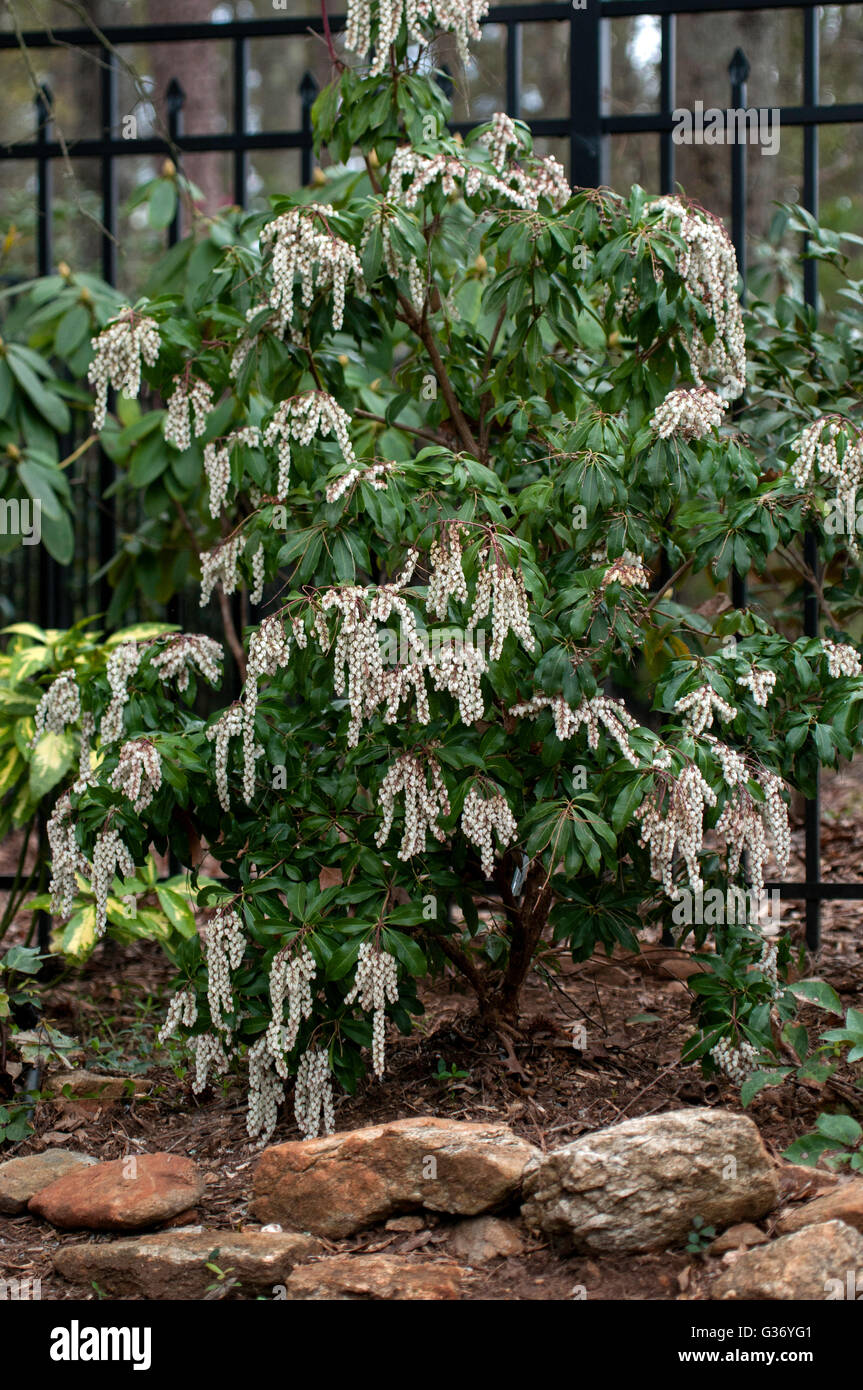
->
[0,1151,97,1215]
[711,1220,863,1300]
[521,1108,778,1255]
[252,1117,539,1238]
[45,1069,133,1100]
[709,1222,769,1254]
[54,1229,321,1299]
[447,1215,524,1264]
[29,1153,204,1231]
[283,1254,468,1300]
[385,1215,426,1233]
[775,1160,839,1204]
[775,1179,863,1237]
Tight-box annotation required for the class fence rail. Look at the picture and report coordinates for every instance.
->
[2,2,863,943]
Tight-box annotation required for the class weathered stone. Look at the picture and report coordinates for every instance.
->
[775,1159,838,1204]
[45,1070,133,1100]
[385,1215,426,1232]
[711,1220,863,1300]
[775,1179,863,1237]
[252,1117,539,1238]
[521,1108,778,1254]
[284,1254,468,1300]
[708,1222,769,1254]
[53,1229,321,1299]
[447,1215,525,1263]
[29,1152,204,1231]
[0,1151,97,1215]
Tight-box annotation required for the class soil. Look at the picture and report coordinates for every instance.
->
[1,765,861,1302]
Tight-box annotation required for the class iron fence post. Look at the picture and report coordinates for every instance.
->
[300,70,319,186]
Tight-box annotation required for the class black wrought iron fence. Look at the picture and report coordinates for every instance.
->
[1,1,863,945]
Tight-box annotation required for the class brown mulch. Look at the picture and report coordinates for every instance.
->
[1,766,861,1301]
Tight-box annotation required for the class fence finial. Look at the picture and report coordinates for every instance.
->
[728,47,750,86]
[166,77,186,113]
[299,70,319,108]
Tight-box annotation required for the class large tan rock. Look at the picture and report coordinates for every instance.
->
[775,1179,863,1237]
[0,1151,97,1215]
[252,1116,539,1238]
[29,1153,204,1231]
[54,1229,321,1299]
[521,1108,778,1254]
[711,1220,863,1300]
[284,1254,468,1300]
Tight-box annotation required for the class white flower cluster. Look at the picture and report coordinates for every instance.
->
[650,387,727,440]
[650,197,746,399]
[470,545,534,661]
[345,0,489,75]
[375,749,450,860]
[92,826,136,937]
[326,458,396,504]
[263,391,358,499]
[428,640,486,724]
[157,988,198,1046]
[206,904,246,1032]
[674,683,737,736]
[788,419,863,551]
[716,770,790,898]
[322,559,422,746]
[46,792,89,916]
[100,643,141,745]
[461,785,518,878]
[265,943,317,1075]
[88,311,161,432]
[203,427,261,518]
[247,1035,286,1145]
[426,521,468,620]
[345,941,399,1076]
[199,536,241,608]
[109,738,162,812]
[479,111,519,171]
[294,1047,335,1139]
[190,1032,231,1094]
[31,671,80,747]
[635,764,717,898]
[822,637,862,679]
[510,692,640,767]
[206,705,244,812]
[163,374,214,451]
[601,552,651,591]
[260,204,364,334]
[704,735,747,788]
[710,1036,758,1085]
[151,633,223,691]
[736,665,776,707]
[389,143,570,215]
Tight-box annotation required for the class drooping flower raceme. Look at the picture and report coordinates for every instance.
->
[294,1048,335,1139]
[88,311,161,432]
[31,671,80,747]
[345,941,399,1076]
[375,750,451,860]
[109,738,162,812]
[259,204,365,334]
[345,0,490,77]
[650,196,746,400]
[650,386,727,440]
[163,375,214,450]
[461,785,518,878]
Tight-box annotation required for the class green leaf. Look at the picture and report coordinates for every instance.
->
[149,178,178,230]
[814,1112,862,1147]
[28,729,74,798]
[790,979,843,1015]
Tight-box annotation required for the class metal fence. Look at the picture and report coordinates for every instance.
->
[2,1,863,945]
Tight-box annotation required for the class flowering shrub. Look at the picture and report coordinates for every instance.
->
[23,3,863,1143]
